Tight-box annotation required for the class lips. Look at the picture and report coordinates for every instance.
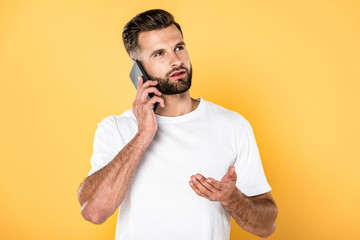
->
[170,69,186,77]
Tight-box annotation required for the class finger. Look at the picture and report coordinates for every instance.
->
[194,174,220,193]
[137,78,157,92]
[135,77,143,99]
[147,96,165,108]
[205,178,222,190]
[228,166,235,177]
[222,166,237,182]
[191,175,212,195]
[228,166,237,180]
[137,80,159,101]
[189,181,209,199]
[140,79,158,89]
[141,87,162,101]
[137,76,143,89]
[199,178,221,193]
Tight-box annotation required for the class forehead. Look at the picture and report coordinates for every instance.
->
[138,24,183,57]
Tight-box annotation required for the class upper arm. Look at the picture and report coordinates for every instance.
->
[88,116,124,176]
[234,120,272,196]
[250,191,274,201]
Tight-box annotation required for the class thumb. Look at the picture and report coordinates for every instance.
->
[137,76,144,89]
[228,166,236,179]
[222,166,237,182]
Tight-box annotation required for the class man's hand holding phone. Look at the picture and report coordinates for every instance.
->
[132,76,164,142]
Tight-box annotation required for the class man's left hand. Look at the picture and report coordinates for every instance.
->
[189,166,237,203]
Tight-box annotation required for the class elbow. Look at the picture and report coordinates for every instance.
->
[259,202,278,238]
[80,202,107,225]
[258,222,276,239]
[78,183,106,224]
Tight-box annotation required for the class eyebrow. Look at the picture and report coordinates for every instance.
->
[175,41,186,47]
[149,41,186,57]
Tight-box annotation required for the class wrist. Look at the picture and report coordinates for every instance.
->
[221,187,244,207]
[136,130,155,145]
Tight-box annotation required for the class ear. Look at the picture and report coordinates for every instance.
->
[131,58,135,63]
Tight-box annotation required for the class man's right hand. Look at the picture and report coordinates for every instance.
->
[132,76,164,141]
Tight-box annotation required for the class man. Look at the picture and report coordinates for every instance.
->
[78,9,278,240]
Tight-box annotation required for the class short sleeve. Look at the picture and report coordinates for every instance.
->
[88,116,125,176]
[234,120,272,196]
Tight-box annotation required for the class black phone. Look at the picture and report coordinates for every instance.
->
[129,60,159,112]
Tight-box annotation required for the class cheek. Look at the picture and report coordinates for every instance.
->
[147,62,168,78]
[182,53,191,68]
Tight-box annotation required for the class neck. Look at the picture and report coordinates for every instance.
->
[155,91,200,117]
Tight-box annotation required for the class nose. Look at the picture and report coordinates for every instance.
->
[168,52,182,68]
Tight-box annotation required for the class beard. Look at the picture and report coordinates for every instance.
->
[147,64,192,95]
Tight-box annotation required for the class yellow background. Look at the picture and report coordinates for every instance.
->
[1,0,359,239]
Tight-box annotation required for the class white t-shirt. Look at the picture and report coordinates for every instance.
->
[88,98,271,240]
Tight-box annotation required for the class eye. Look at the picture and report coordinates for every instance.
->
[154,51,163,57]
[175,45,184,51]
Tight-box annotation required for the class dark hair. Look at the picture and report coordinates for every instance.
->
[122,9,183,59]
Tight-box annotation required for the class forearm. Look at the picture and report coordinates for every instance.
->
[78,131,153,224]
[221,189,278,238]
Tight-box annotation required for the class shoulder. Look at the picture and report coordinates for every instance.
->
[93,110,138,146]
[96,110,138,134]
[98,110,136,126]
[202,99,250,127]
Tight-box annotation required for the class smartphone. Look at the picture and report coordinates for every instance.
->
[129,60,159,112]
